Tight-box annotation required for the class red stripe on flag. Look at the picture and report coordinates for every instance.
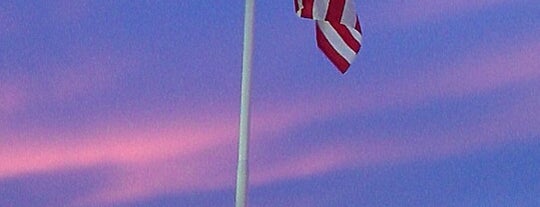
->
[316,24,351,73]
[294,0,299,12]
[325,0,346,22]
[329,22,361,52]
[355,16,362,34]
[301,0,314,18]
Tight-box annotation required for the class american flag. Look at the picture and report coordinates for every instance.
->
[295,0,363,73]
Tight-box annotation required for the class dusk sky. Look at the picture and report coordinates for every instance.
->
[1,0,539,206]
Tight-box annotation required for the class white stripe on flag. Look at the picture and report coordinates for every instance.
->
[296,0,362,72]
[313,0,330,21]
[317,21,357,63]
[346,23,362,43]
[296,0,303,16]
[341,0,357,26]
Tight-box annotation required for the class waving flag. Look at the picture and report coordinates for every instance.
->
[295,0,363,73]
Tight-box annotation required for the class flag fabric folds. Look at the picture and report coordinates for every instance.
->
[295,0,363,73]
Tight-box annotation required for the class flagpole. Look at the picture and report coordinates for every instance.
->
[236,0,255,207]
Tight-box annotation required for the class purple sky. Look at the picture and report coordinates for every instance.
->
[1,0,539,206]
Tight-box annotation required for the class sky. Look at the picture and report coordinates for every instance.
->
[0,0,539,206]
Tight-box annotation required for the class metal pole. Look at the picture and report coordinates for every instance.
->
[236,0,255,207]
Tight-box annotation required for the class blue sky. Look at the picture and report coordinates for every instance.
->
[0,0,539,206]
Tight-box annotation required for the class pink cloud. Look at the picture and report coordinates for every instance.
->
[69,100,348,205]
[0,48,141,116]
[337,35,540,113]
[250,144,351,185]
[74,84,539,206]
[422,36,540,98]
[0,108,245,204]
[3,75,537,207]
[76,146,237,206]
[85,34,538,204]
[0,95,344,205]
[67,100,339,204]
[2,30,537,206]
[235,33,540,189]
[0,111,238,180]
[250,91,539,186]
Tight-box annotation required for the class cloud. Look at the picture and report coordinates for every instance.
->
[420,36,540,98]
[67,99,348,205]
[0,96,343,205]
[0,111,237,180]
[248,83,539,187]
[3,83,537,207]
[0,48,141,120]
[235,33,540,189]
[4,81,537,206]
[1,10,538,206]
[77,145,237,206]
[340,34,540,113]
[79,83,539,206]
[6,33,537,206]
[0,109,243,206]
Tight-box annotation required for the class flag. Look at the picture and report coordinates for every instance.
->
[295,0,363,73]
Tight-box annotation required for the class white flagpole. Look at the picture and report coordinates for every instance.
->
[236,0,255,207]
